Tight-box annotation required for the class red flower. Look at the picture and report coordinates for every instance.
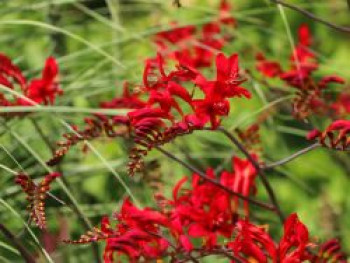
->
[277,213,311,262]
[100,82,146,109]
[154,24,196,51]
[147,81,193,115]
[228,219,275,263]
[102,199,170,262]
[0,54,62,110]
[229,213,312,262]
[256,53,282,78]
[26,57,62,105]
[128,107,172,124]
[192,96,230,129]
[194,53,249,128]
[0,53,26,91]
[174,22,226,69]
[219,0,236,26]
[215,53,248,98]
[312,239,347,262]
[291,24,314,65]
[143,54,170,90]
[221,156,257,215]
[318,75,345,90]
[117,198,169,229]
[307,120,350,150]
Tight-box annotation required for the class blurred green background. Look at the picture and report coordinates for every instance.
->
[0,0,349,262]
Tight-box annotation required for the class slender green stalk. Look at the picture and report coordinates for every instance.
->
[0,105,128,115]
[0,20,125,68]
[0,198,54,263]
[0,224,36,263]
[0,84,139,205]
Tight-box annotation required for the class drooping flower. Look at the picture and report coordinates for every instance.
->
[228,219,275,263]
[229,213,312,263]
[312,239,347,262]
[307,120,350,150]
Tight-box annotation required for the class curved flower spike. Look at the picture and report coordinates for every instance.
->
[307,120,350,150]
[15,172,61,229]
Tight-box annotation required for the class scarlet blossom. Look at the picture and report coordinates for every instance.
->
[291,23,315,65]
[193,53,249,128]
[26,57,62,105]
[128,107,172,124]
[312,239,347,262]
[277,213,311,262]
[256,53,282,78]
[184,169,235,247]
[218,0,236,26]
[154,23,196,51]
[0,54,62,112]
[174,22,226,69]
[100,82,146,109]
[318,75,345,90]
[228,219,275,263]
[66,177,347,263]
[103,199,170,262]
[50,51,250,174]
[220,156,257,216]
[116,198,169,229]
[147,82,193,115]
[230,213,312,263]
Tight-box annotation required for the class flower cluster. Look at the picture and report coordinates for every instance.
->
[47,1,246,176]
[49,53,249,175]
[66,162,346,262]
[256,24,345,119]
[154,0,235,69]
[0,54,61,117]
[65,157,257,261]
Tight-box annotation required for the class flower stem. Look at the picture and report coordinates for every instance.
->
[155,146,275,211]
[263,143,320,170]
[271,0,350,33]
[0,223,36,263]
